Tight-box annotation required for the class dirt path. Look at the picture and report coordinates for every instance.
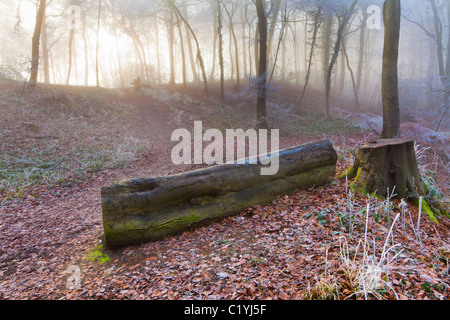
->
[0,93,220,299]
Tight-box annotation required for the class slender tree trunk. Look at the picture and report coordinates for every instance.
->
[224,5,240,87]
[322,13,332,88]
[167,0,208,94]
[247,12,253,77]
[342,39,360,111]
[82,16,89,86]
[338,36,347,92]
[168,8,176,85]
[96,0,101,88]
[132,38,145,78]
[267,0,281,64]
[430,0,445,80]
[325,1,358,120]
[241,6,248,79]
[447,0,450,80]
[217,0,225,104]
[67,28,74,85]
[435,0,450,131]
[114,29,124,88]
[256,0,268,129]
[304,13,308,77]
[176,15,187,88]
[136,36,150,80]
[183,6,198,83]
[29,0,47,86]
[381,0,401,139]
[356,10,367,92]
[41,11,50,84]
[210,12,217,80]
[281,26,286,83]
[269,2,288,86]
[228,18,234,81]
[154,15,162,85]
[255,26,259,76]
[299,7,322,107]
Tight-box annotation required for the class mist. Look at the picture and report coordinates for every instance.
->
[0,0,448,115]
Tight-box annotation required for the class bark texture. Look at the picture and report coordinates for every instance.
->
[381,0,401,138]
[102,140,337,247]
[348,139,447,221]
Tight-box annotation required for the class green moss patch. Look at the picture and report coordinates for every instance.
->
[85,245,110,264]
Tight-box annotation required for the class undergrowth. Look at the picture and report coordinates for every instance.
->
[305,182,449,300]
[0,82,150,202]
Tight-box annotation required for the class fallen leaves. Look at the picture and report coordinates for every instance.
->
[1,137,449,300]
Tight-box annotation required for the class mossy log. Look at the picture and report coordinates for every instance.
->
[348,138,447,222]
[101,140,337,247]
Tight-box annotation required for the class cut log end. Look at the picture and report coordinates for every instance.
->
[349,138,448,221]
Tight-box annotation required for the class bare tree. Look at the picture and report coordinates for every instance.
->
[217,0,225,104]
[381,0,401,138]
[324,0,358,120]
[299,2,323,107]
[224,1,240,87]
[256,0,268,129]
[29,0,47,86]
[402,0,450,131]
[166,0,208,94]
[95,0,101,87]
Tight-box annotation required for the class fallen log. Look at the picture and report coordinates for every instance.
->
[101,139,337,247]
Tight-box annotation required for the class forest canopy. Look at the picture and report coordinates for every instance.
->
[1,0,449,115]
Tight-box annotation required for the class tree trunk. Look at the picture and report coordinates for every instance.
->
[183,6,198,83]
[256,0,268,129]
[41,11,50,84]
[241,5,248,79]
[267,0,281,63]
[95,0,101,88]
[224,5,240,87]
[322,13,332,89]
[342,39,360,111]
[356,10,367,93]
[29,0,47,86]
[82,16,89,86]
[101,140,338,247]
[348,1,447,221]
[299,6,322,107]
[154,15,162,85]
[217,0,225,104]
[66,28,74,85]
[349,139,423,200]
[381,0,401,139]
[348,139,446,221]
[168,8,176,85]
[210,12,217,81]
[176,15,187,87]
[325,0,358,119]
[168,0,208,94]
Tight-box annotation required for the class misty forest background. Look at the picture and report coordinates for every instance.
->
[2,0,449,116]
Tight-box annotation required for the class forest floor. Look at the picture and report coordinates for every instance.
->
[0,79,449,300]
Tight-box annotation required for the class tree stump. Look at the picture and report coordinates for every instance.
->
[348,138,447,221]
